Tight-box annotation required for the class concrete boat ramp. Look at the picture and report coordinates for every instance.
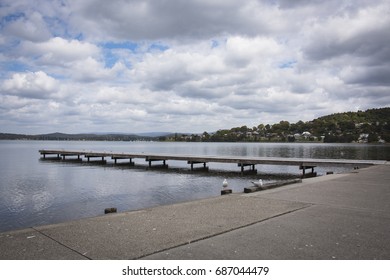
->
[1,164,389,260]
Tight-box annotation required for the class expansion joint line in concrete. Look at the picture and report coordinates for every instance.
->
[302,202,390,216]
[135,204,313,260]
[31,227,92,260]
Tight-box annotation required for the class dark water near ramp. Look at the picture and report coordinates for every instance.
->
[0,141,388,232]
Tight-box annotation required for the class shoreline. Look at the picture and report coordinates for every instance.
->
[1,138,390,145]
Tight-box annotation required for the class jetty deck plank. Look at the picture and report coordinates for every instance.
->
[39,149,387,167]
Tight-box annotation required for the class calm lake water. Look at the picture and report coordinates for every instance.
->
[0,140,389,232]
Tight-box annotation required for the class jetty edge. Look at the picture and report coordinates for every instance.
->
[39,149,387,176]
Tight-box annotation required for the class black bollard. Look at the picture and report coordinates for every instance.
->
[104,207,117,214]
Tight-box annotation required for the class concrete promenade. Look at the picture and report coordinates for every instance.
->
[0,164,389,260]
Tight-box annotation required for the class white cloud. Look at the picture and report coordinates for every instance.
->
[0,0,389,134]
[68,0,279,41]
[70,57,119,83]
[20,37,100,65]
[131,36,289,102]
[303,3,390,62]
[2,71,58,99]
[3,11,51,42]
[16,37,126,83]
[224,36,282,67]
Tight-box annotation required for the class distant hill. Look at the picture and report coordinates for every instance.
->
[89,131,172,137]
[0,132,153,141]
[316,108,390,124]
[310,108,390,143]
[1,107,389,143]
[168,107,389,143]
[136,132,172,137]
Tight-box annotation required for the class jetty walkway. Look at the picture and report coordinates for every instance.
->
[1,164,389,260]
[39,149,387,176]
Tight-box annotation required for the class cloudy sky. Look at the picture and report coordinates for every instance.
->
[1,0,389,134]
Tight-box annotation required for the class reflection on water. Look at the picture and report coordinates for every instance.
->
[0,140,388,232]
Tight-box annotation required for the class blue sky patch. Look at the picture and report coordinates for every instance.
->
[100,41,139,52]
[1,61,30,76]
[279,60,297,69]
[1,12,25,26]
[148,43,169,52]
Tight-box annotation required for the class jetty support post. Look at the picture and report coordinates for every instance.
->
[112,156,135,166]
[146,157,168,168]
[39,150,62,160]
[85,154,107,163]
[238,163,257,175]
[300,165,317,178]
[188,161,208,171]
[60,153,82,161]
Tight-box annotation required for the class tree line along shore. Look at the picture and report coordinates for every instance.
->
[1,108,389,144]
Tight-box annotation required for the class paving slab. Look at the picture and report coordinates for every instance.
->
[1,195,307,260]
[0,228,86,260]
[258,165,390,212]
[144,205,390,260]
[143,165,390,260]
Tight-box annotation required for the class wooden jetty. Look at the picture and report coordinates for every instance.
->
[39,149,388,177]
